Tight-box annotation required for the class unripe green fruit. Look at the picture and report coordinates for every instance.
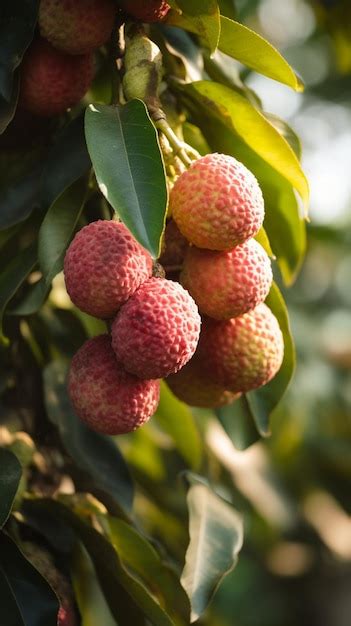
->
[170,153,265,250]
[123,32,163,105]
[181,239,273,320]
[198,304,284,393]
[39,0,116,55]
[167,353,241,409]
[119,0,171,23]
[20,38,94,117]
[68,335,160,435]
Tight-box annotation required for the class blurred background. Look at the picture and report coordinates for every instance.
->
[208,1,351,624]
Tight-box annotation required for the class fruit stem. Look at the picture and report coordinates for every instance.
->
[155,118,200,167]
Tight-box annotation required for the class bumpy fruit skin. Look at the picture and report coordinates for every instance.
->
[68,335,160,435]
[120,0,171,23]
[64,220,152,319]
[170,153,265,250]
[167,353,241,409]
[39,0,116,55]
[112,278,201,379]
[19,39,94,117]
[198,304,284,393]
[181,239,272,320]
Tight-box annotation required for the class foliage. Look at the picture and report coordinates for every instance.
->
[2,1,349,625]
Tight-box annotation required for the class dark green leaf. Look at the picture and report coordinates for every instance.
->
[181,474,244,622]
[106,517,190,625]
[43,361,134,515]
[216,396,260,451]
[218,0,236,20]
[0,165,42,230]
[39,178,87,282]
[246,282,296,436]
[0,0,39,101]
[41,115,91,207]
[155,382,203,470]
[0,242,37,340]
[0,564,24,626]
[0,448,22,527]
[0,72,19,134]
[25,499,172,626]
[85,101,167,258]
[0,531,59,626]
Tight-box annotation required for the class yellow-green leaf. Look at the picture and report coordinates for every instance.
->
[167,1,221,54]
[182,81,309,210]
[219,17,303,91]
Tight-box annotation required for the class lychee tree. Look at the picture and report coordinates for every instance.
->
[0,1,309,625]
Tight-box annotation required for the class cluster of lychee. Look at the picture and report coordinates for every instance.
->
[64,153,284,436]
[19,0,171,117]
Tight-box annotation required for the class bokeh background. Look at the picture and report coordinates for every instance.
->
[208,1,351,624]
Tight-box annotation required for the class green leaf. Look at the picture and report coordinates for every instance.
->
[246,282,296,436]
[218,0,236,20]
[0,165,42,230]
[167,1,221,54]
[0,563,24,626]
[266,113,302,159]
[0,0,39,101]
[218,17,303,91]
[0,72,19,134]
[0,242,37,340]
[43,361,134,516]
[216,395,260,451]
[71,543,118,626]
[26,499,173,626]
[41,114,91,207]
[39,178,87,282]
[106,517,190,625]
[155,382,202,470]
[0,531,59,626]
[85,101,167,258]
[181,474,243,622]
[180,81,309,209]
[0,449,22,527]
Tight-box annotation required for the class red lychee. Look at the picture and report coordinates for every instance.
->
[198,304,284,393]
[19,39,94,117]
[64,220,153,319]
[111,277,201,379]
[181,239,273,320]
[39,0,116,55]
[119,0,171,23]
[170,153,265,250]
[167,353,241,409]
[68,335,160,435]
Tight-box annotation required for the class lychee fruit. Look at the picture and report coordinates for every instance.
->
[68,335,160,435]
[167,353,241,409]
[64,220,152,319]
[39,0,116,55]
[159,220,189,269]
[111,277,201,379]
[19,39,94,117]
[119,0,171,23]
[181,239,273,320]
[170,153,265,250]
[198,304,284,393]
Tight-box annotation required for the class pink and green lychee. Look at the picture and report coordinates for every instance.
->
[170,153,265,250]
[198,304,284,393]
[181,239,273,320]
